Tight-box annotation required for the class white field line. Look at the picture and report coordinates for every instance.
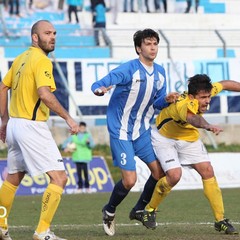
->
[8,221,240,229]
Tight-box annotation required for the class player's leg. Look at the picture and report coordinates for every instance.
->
[141,128,181,229]
[33,170,68,239]
[102,138,136,236]
[0,118,26,240]
[129,128,162,221]
[0,172,24,240]
[145,167,181,211]
[193,162,238,234]
[14,119,67,240]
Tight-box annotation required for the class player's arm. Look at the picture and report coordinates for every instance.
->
[0,82,10,143]
[219,80,240,91]
[37,86,79,134]
[186,111,223,135]
[91,66,126,96]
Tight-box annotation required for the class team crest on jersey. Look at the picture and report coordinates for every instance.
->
[44,71,52,79]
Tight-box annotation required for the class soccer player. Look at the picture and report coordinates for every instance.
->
[142,74,239,235]
[0,20,80,240]
[91,28,179,236]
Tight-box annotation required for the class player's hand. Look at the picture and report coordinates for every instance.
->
[94,86,112,96]
[66,118,80,135]
[165,92,180,103]
[206,125,223,135]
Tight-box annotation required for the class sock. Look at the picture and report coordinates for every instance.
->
[0,181,18,229]
[36,183,63,233]
[133,175,158,211]
[203,176,224,221]
[105,180,130,214]
[145,176,172,212]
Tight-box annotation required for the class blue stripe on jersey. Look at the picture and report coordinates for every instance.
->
[91,59,167,140]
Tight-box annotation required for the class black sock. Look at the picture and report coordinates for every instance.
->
[105,180,130,213]
[133,175,157,211]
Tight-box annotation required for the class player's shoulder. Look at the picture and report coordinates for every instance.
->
[153,62,165,72]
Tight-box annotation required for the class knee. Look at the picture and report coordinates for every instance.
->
[49,171,68,188]
[201,165,214,179]
[122,178,136,190]
[166,168,182,187]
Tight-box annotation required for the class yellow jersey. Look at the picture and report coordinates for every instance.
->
[3,47,56,121]
[156,82,223,141]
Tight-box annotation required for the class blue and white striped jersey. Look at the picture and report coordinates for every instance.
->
[91,59,168,140]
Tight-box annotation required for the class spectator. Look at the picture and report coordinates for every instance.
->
[154,0,167,13]
[58,0,64,10]
[67,0,83,24]
[123,0,135,12]
[185,0,199,13]
[8,0,20,17]
[110,0,118,24]
[144,0,150,12]
[91,0,106,46]
[62,122,95,194]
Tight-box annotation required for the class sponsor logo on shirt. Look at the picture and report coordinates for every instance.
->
[136,79,145,83]
[44,71,52,79]
[165,159,175,164]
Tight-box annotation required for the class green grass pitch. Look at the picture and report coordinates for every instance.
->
[7,189,240,240]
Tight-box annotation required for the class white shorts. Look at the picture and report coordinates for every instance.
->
[151,126,210,172]
[6,118,65,176]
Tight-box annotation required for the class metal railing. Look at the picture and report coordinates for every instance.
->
[105,28,240,60]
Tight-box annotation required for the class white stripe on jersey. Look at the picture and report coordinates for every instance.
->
[119,70,140,140]
[132,73,154,140]
[144,72,164,130]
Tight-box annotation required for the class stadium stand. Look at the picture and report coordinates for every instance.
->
[0,0,240,60]
[0,3,111,58]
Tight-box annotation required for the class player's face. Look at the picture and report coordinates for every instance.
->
[137,37,159,65]
[194,90,212,113]
[34,22,56,54]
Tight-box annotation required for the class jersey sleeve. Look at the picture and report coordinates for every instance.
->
[34,58,56,92]
[211,82,223,97]
[176,98,199,122]
[153,82,168,110]
[91,61,130,92]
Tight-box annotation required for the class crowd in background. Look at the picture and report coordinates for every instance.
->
[0,0,200,21]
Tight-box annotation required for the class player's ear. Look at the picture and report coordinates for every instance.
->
[32,33,38,43]
[136,46,141,54]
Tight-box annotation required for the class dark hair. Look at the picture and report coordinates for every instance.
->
[79,121,87,127]
[188,74,213,96]
[133,29,160,55]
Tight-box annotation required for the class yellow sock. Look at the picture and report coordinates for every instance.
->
[0,180,18,229]
[36,183,63,233]
[145,176,172,212]
[203,176,224,221]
